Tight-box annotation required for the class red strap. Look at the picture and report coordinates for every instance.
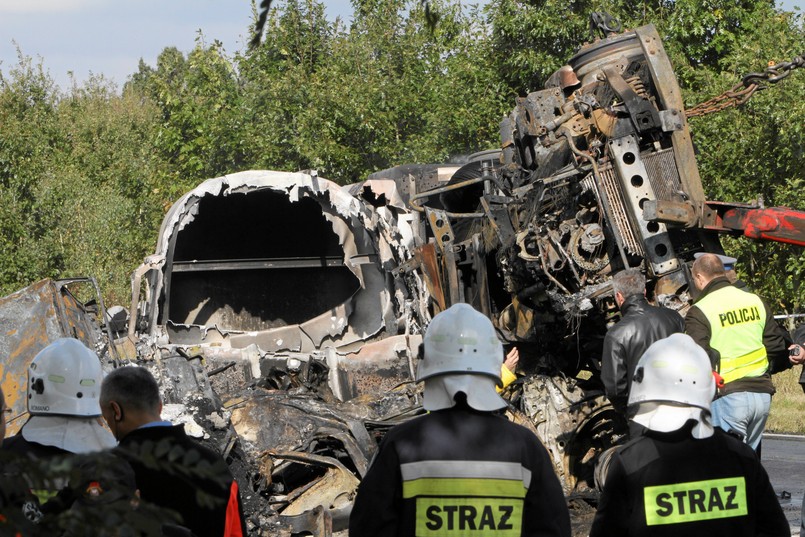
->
[223,480,244,537]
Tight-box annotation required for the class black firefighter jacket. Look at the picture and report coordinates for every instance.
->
[590,423,789,537]
[601,295,685,413]
[348,404,571,537]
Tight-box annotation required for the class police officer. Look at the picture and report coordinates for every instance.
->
[349,303,571,537]
[685,253,791,450]
[590,333,789,537]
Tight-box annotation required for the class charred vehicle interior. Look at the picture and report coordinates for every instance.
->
[1,16,804,537]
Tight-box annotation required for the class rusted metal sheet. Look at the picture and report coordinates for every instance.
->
[333,335,420,402]
[0,278,107,436]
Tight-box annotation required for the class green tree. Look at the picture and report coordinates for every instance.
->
[126,39,245,197]
[238,0,508,182]
[236,0,339,174]
[0,52,63,290]
[683,7,805,313]
[0,53,166,302]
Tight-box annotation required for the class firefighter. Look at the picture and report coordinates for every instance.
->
[2,338,116,457]
[1,338,118,525]
[590,333,789,537]
[349,303,571,537]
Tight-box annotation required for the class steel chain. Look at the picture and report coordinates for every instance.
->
[685,52,804,118]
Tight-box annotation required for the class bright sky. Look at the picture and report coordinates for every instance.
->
[0,0,802,91]
[0,0,354,89]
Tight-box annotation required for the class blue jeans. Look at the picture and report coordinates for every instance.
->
[710,392,771,450]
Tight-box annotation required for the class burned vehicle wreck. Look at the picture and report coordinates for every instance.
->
[1,18,803,537]
[119,22,800,533]
[121,170,429,534]
[361,21,804,501]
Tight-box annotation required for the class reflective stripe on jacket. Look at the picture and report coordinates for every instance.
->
[348,406,571,537]
[401,460,529,535]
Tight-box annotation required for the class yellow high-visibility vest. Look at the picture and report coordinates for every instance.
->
[696,285,768,384]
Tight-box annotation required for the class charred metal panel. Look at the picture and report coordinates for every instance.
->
[0,278,108,436]
[521,375,625,495]
[331,335,420,402]
[164,189,360,340]
[132,171,413,356]
[644,148,683,202]
[608,135,678,275]
[635,25,706,204]
[590,169,643,256]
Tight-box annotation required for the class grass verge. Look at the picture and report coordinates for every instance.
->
[767,366,805,434]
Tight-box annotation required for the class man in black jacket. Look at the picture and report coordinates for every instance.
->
[591,333,789,537]
[601,268,685,417]
[349,303,570,537]
[685,254,791,451]
[100,366,246,537]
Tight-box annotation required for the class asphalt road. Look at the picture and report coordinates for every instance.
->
[762,434,805,536]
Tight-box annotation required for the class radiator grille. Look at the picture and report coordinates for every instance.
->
[583,170,644,256]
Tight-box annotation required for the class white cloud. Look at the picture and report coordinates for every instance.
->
[0,0,103,14]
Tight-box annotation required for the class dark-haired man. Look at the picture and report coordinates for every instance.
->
[100,366,246,537]
[601,268,684,418]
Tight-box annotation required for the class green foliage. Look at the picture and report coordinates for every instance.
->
[126,39,245,196]
[0,0,803,316]
[0,56,168,302]
[488,0,671,94]
[684,6,805,312]
[238,0,508,182]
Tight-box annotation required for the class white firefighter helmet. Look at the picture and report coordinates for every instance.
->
[628,333,716,438]
[27,338,104,417]
[418,303,506,411]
